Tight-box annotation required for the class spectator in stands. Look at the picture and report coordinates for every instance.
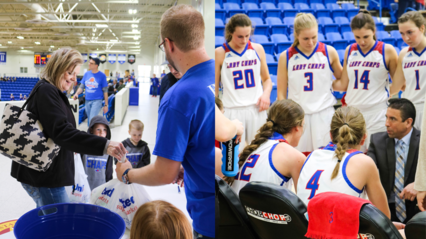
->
[19,94,23,101]
[72,57,108,126]
[11,48,127,209]
[131,69,135,76]
[13,77,16,82]
[161,69,166,79]
[23,95,27,100]
[117,79,125,92]
[9,93,14,101]
[108,79,119,95]
[160,62,183,104]
[116,71,120,79]
[124,69,130,81]
[368,99,421,223]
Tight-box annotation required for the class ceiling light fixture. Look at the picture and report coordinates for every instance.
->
[17,36,24,39]
[131,24,138,28]
[35,42,41,44]
[8,41,12,44]
[128,9,137,14]
[50,45,54,48]
[132,29,138,33]
[95,24,108,28]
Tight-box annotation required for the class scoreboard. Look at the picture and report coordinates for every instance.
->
[34,53,51,66]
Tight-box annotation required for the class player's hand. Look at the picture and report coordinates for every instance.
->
[257,94,270,112]
[115,159,132,182]
[103,106,108,114]
[232,119,244,136]
[400,182,418,201]
[73,94,78,100]
[172,166,184,187]
[107,141,127,161]
[392,221,405,230]
[417,191,426,211]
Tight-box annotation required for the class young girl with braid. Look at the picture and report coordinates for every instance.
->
[297,106,390,218]
[228,99,307,195]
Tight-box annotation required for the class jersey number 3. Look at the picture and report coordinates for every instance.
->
[233,69,255,89]
[306,170,324,199]
[304,72,313,91]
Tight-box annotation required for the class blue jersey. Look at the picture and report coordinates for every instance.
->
[82,71,107,101]
[153,59,215,237]
[151,77,159,86]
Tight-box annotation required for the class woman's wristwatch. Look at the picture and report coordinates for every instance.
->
[104,105,108,108]
[122,168,132,184]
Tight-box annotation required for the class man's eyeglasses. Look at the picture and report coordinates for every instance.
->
[158,38,172,52]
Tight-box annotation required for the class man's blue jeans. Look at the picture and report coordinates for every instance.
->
[21,183,70,212]
[85,99,103,126]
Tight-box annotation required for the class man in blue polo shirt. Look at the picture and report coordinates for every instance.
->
[73,57,108,126]
[116,4,215,238]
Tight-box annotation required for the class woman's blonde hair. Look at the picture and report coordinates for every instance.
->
[130,200,192,239]
[225,14,252,42]
[351,10,377,40]
[39,48,83,93]
[398,11,426,36]
[224,99,304,185]
[329,106,366,180]
[292,13,318,47]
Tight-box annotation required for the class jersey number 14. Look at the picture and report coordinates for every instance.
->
[354,70,370,90]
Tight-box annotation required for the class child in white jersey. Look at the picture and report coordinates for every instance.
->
[277,13,346,155]
[215,14,273,151]
[340,10,398,152]
[297,106,390,218]
[391,11,426,130]
[228,99,306,195]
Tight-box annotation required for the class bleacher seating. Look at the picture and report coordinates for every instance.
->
[294,3,314,15]
[311,3,331,18]
[334,17,351,33]
[0,77,39,101]
[342,32,356,45]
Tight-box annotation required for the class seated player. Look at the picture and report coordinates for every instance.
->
[228,99,306,195]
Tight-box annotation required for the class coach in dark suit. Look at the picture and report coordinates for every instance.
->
[367,98,421,223]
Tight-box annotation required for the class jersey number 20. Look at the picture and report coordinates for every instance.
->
[306,170,324,199]
[233,69,255,89]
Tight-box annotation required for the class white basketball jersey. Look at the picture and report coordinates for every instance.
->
[221,41,263,108]
[401,47,426,104]
[345,42,390,108]
[287,42,336,114]
[297,142,367,206]
[231,133,293,195]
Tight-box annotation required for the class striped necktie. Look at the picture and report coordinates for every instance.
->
[394,140,406,222]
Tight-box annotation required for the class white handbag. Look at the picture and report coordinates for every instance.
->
[0,83,60,172]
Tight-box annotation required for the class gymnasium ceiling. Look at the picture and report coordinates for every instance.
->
[0,0,177,54]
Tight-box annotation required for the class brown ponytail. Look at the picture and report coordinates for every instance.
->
[329,106,366,180]
[224,99,304,185]
[225,14,252,42]
[351,10,377,40]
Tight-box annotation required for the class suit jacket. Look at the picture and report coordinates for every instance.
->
[367,128,421,222]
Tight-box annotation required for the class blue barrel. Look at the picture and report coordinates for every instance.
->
[14,203,126,239]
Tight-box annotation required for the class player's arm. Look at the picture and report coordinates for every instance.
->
[215,47,225,97]
[215,147,224,177]
[253,43,272,111]
[332,45,349,91]
[215,105,239,142]
[277,50,288,100]
[362,155,391,218]
[385,44,399,80]
[116,156,182,186]
[390,47,408,96]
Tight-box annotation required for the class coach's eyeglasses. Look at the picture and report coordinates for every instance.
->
[159,38,173,52]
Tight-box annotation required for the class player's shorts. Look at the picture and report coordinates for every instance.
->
[224,105,267,153]
[356,102,387,153]
[296,106,334,154]
[414,102,424,131]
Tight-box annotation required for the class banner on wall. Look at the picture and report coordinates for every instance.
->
[128,54,136,65]
[118,54,126,64]
[108,54,116,64]
[99,54,106,64]
[0,52,6,65]
[89,53,97,59]
[81,53,88,63]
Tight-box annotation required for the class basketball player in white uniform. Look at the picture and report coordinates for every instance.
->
[391,11,426,130]
[340,11,398,152]
[297,106,390,218]
[215,14,272,151]
[277,13,347,154]
[226,100,306,195]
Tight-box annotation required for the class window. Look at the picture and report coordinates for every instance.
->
[20,67,27,73]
